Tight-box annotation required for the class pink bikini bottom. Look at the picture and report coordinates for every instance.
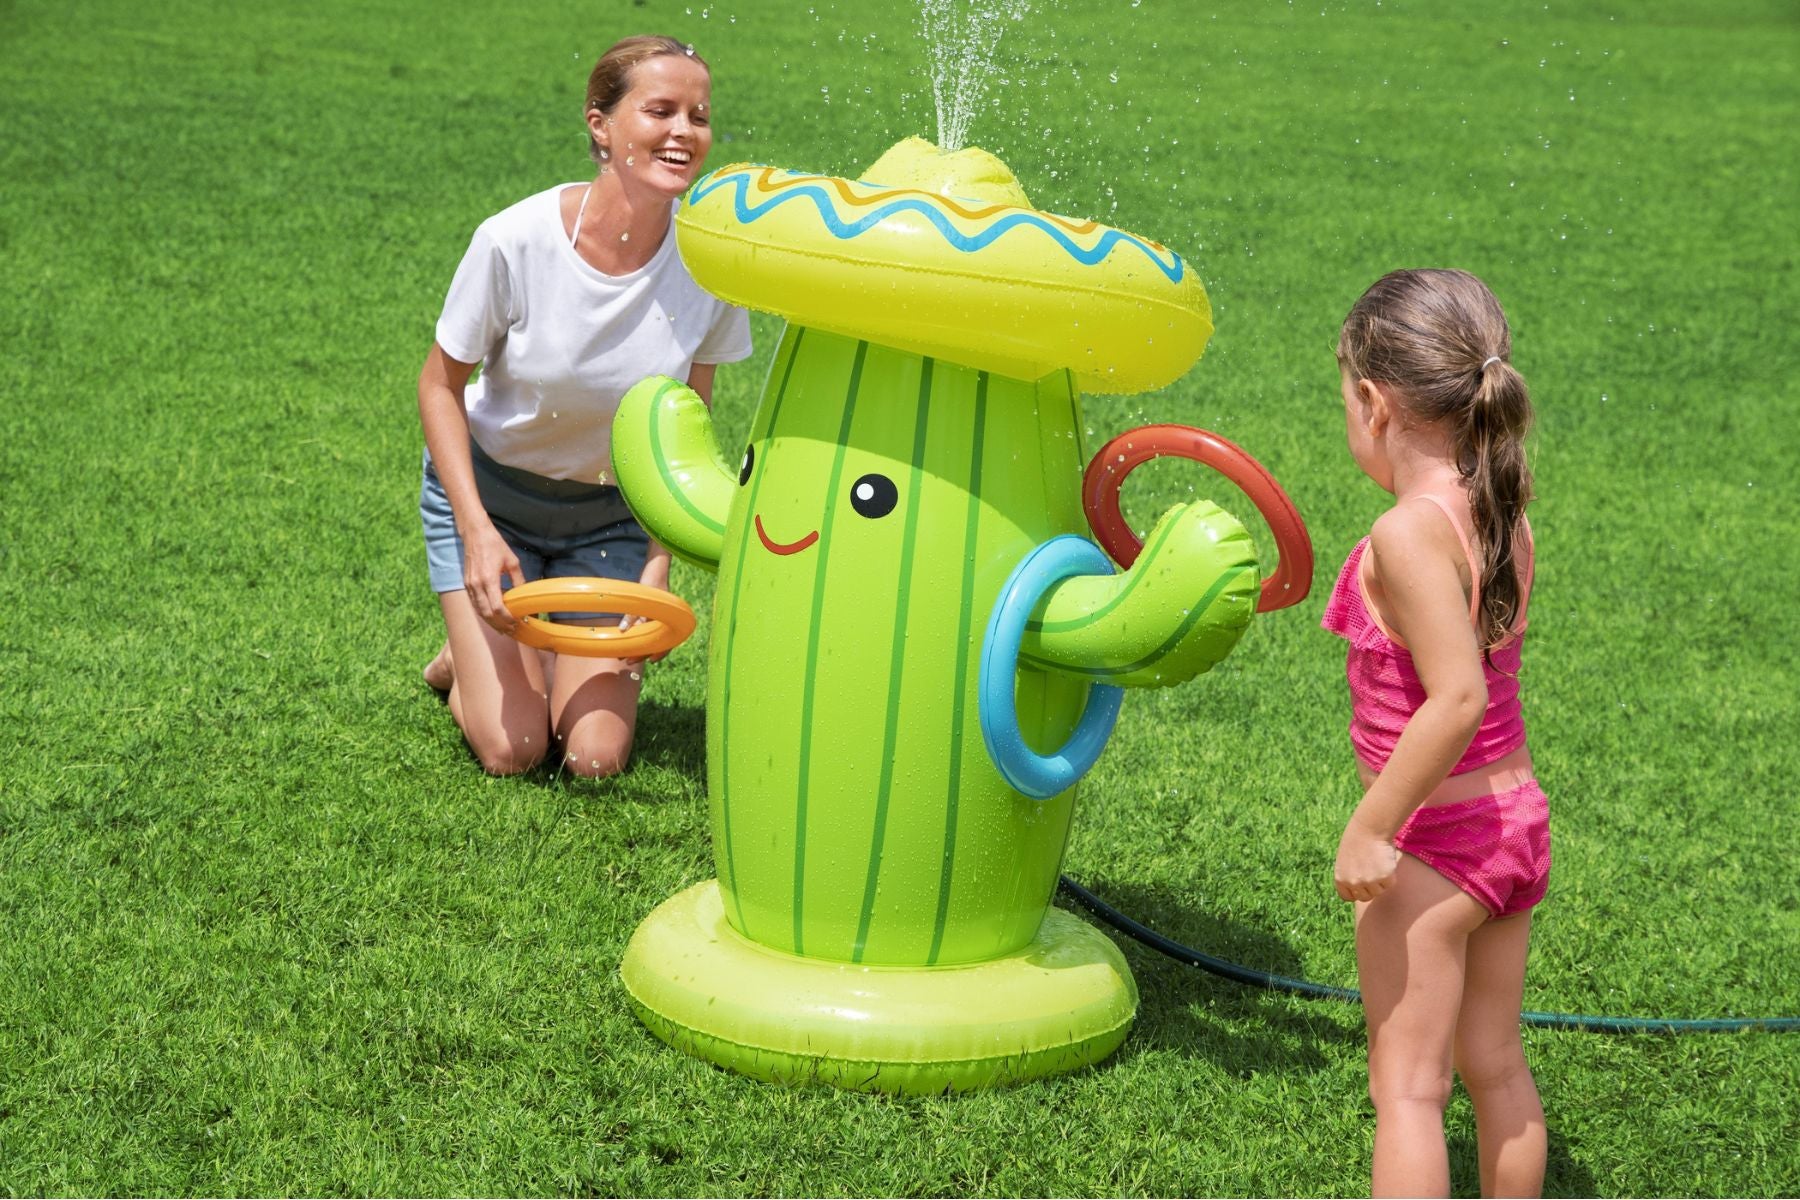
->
[1394,779,1551,918]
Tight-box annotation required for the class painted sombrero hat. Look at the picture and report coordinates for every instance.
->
[677,137,1212,395]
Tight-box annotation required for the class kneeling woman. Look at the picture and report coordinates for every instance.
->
[418,36,750,775]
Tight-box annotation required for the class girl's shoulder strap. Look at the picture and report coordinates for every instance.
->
[1408,492,1480,623]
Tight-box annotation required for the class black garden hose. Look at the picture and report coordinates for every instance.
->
[1058,875,1800,1034]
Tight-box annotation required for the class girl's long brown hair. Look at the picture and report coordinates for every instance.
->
[1338,269,1535,651]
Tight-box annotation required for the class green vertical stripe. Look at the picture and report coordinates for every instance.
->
[928,371,988,965]
[1065,371,1086,464]
[1026,514,1185,634]
[792,339,867,956]
[647,378,726,537]
[1018,564,1254,677]
[718,327,804,938]
[852,357,934,961]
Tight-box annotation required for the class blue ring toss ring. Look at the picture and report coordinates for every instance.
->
[979,535,1126,799]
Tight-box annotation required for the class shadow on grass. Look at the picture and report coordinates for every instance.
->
[1087,881,1597,1193]
[475,699,705,789]
[630,700,707,779]
[1450,1130,1596,1197]
[1067,877,1361,1075]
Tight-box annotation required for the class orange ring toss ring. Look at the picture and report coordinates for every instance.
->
[501,578,697,659]
[1083,425,1314,613]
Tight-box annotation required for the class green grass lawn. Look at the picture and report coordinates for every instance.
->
[3,0,1797,1193]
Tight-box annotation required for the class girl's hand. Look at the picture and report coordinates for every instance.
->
[463,522,524,634]
[1334,818,1399,903]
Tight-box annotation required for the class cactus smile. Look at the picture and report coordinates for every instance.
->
[754,513,819,556]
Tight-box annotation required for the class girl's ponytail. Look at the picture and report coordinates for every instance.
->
[1339,269,1535,652]
[1460,356,1534,650]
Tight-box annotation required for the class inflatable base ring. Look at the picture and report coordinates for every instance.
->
[620,881,1138,1095]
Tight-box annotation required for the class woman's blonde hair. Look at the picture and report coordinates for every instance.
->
[584,35,709,164]
[1338,268,1535,651]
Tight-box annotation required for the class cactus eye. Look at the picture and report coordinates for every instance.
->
[849,473,898,519]
[738,445,753,486]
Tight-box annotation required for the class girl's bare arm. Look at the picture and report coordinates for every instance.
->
[1334,503,1487,901]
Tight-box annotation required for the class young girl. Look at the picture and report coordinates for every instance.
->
[417,36,751,776]
[1321,269,1548,1196]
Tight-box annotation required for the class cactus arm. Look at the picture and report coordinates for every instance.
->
[611,375,734,571]
[1017,502,1260,688]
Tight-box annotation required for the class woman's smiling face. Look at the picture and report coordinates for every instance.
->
[589,53,713,198]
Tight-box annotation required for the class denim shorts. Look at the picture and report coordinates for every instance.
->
[420,442,649,612]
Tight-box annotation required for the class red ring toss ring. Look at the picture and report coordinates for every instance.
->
[501,578,697,659]
[1082,424,1314,613]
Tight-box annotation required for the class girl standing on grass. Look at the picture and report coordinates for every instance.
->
[417,36,750,776]
[1321,269,1548,1196]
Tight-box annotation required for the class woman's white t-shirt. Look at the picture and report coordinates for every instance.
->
[435,184,753,483]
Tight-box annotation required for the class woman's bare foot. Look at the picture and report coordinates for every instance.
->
[423,643,454,693]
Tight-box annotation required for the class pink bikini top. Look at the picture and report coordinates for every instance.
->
[1320,495,1534,776]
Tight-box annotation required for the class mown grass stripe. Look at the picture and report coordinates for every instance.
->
[717,327,804,938]
[1025,512,1185,635]
[928,371,988,965]
[646,377,726,538]
[792,339,867,956]
[852,357,934,962]
[1019,564,1254,678]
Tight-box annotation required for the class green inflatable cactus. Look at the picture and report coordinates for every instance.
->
[612,139,1309,1093]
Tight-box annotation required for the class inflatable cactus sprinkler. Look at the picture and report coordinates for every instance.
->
[612,137,1314,1094]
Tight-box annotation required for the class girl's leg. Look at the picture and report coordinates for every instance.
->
[1454,912,1545,1197]
[437,590,552,775]
[549,652,644,778]
[1356,854,1491,1197]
